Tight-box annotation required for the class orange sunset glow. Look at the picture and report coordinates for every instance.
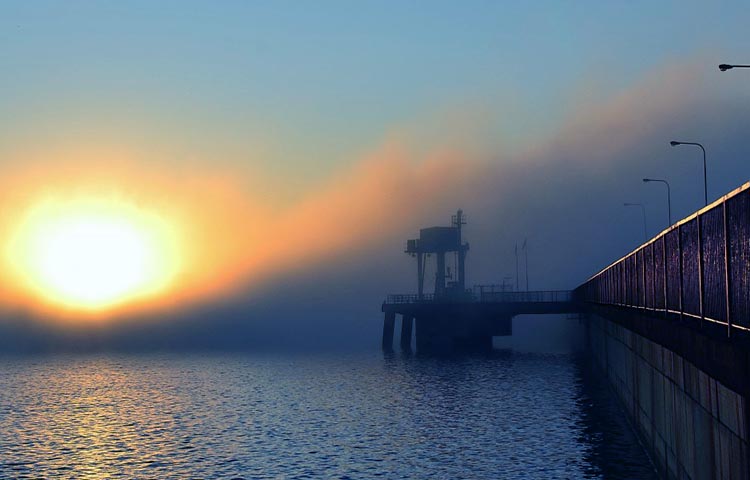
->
[0,148,269,320]
[0,142,470,321]
[3,4,750,479]
[6,195,181,311]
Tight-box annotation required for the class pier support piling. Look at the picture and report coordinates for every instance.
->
[400,315,413,351]
[381,312,396,351]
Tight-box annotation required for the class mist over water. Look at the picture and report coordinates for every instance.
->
[0,317,656,479]
[2,4,749,479]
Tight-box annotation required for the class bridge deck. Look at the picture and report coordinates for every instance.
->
[381,289,581,352]
[382,290,579,316]
[385,289,572,304]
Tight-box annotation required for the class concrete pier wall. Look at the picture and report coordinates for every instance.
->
[588,313,748,479]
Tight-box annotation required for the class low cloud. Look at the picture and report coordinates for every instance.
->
[2,58,749,350]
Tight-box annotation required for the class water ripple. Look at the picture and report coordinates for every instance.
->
[0,352,656,479]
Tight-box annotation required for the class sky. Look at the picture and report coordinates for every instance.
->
[1,1,749,351]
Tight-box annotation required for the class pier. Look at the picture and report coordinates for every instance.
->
[383,189,750,478]
[575,182,750,479]
[381,210,580,353]
[382,289,577,352]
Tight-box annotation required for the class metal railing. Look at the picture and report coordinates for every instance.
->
[385,289,573,305]
[477,290,572,303]
[576,181,750,337]
[386,294,437,304]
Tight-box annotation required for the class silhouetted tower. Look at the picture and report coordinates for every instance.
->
[453,209,467,291]
[406,210,470,299]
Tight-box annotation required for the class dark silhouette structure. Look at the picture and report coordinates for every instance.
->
[576,181,750,480]
[383,189,750,476]
[405,209,469,299]
[578,181,750,338]
[382,210,578,353]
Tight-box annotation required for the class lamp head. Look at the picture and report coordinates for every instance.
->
[719,64,733,71]
[643,178,651,183]
[670,141,680,146]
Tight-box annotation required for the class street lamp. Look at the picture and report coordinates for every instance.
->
[670,140,707,206]
[719,64,750,71]
[624,203,647,242]
[643,178,672,226]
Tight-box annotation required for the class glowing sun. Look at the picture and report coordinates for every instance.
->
[7,197,181,312]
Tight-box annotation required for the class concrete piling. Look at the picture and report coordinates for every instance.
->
[381,312,396,351]
[400,315,413,351]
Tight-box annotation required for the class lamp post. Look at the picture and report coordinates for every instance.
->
[719,64,750,71]
[643,178,672,226]
[624,203,647,242]
[670,141,707,206]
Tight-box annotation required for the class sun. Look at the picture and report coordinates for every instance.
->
[7,196,181,312]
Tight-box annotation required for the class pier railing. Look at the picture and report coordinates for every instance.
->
[385,289,572,305]
[386,294,438,304]
[576,181,750,336]
[476,290,572,303]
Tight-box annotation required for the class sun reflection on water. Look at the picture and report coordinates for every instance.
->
[0,354,657,479]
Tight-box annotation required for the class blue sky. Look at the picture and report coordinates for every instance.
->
[1,1,748,182]
[1,1,750,342]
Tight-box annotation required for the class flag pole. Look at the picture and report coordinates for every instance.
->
[515,244,519,292]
